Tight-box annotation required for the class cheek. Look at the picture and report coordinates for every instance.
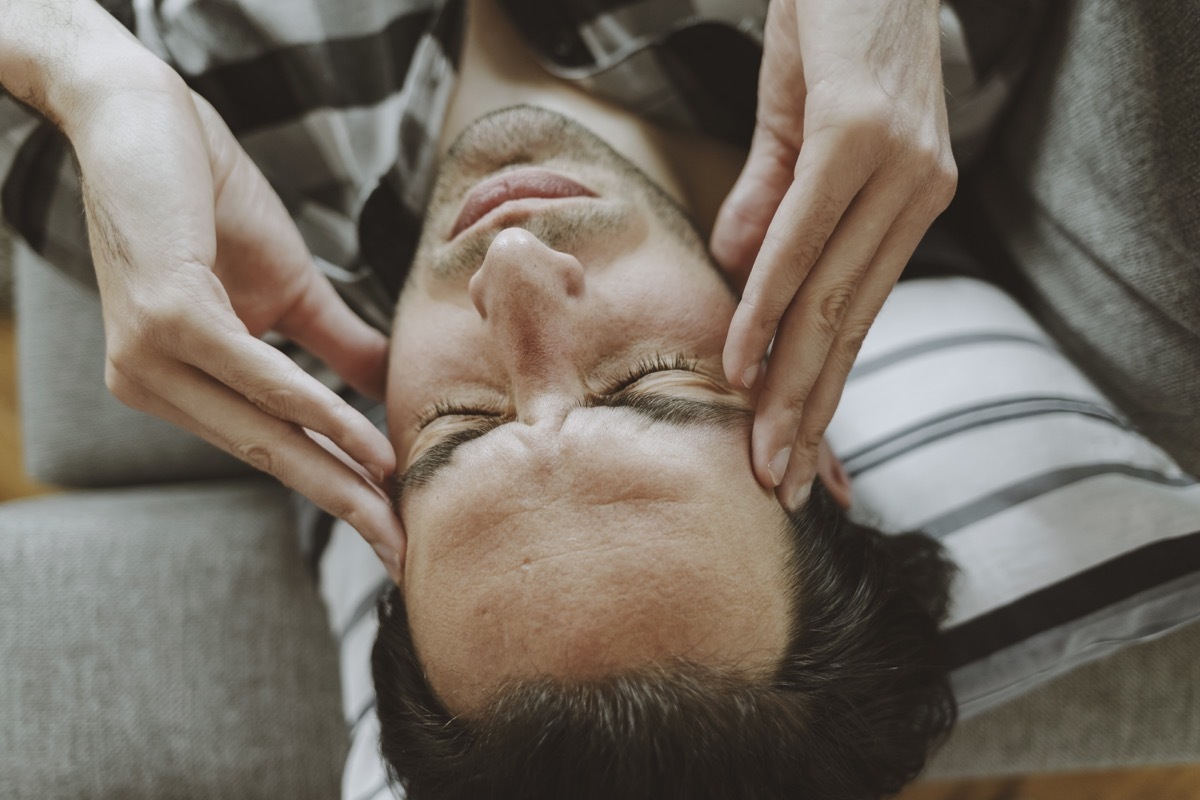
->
[639,283,737,353]
[390,303,480,379]
[386,303,484,440]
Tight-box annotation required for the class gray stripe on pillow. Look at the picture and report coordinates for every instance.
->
[924,464,1198,538]
[848,331,1053,382]
[844,396,1129,476]
[950,573,1200,716]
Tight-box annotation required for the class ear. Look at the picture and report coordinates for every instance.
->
[816,440,852,510]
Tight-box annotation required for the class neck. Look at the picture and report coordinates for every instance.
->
[441,0,746,236]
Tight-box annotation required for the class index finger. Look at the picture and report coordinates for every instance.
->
[723,138,873,390]
[175,324,396,481]
[132,373,406,582]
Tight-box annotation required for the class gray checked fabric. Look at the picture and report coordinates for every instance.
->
[0,0,1041,332]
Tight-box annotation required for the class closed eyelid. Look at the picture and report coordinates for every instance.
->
[391,387,748,515]
[393,417,502,505]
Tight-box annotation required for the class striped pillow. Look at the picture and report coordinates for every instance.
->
[827,277,1200,717]
[319,276,1200,799]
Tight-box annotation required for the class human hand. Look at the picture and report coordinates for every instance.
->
[710,0,957,507]
[68,69,405,580]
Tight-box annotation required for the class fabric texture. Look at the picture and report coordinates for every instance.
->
[317,276,1200,799]
[0,481,347,800]
[827,277,1200,717]
[975,0,1200,475]
[13,241,254,486]
[926,619,1200,778]
[0,0,1035,331]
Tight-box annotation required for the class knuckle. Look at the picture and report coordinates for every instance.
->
[325,399,360,439]
[841,97,895,142]
[327,494,362,527]
[124,296,190,352]
[104,361,143,408]
[815,284,856,335]
[231,438,279,476]
[245,383,299,419]
[782,239,827,289]
[838,321,872,361]
[104,332,147,372]
[798,425,824,453]
[751,303,784,341]
[738,291,788,343]
[777,386,810,419]
[930,158,960,207]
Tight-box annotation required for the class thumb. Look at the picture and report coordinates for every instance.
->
[274,271,390,401]
[710,126,799,291]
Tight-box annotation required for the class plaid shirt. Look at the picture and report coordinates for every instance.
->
[0,0,1046,330]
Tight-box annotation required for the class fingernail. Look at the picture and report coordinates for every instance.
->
[790,481,812,510]
[741,363,760,389]
[767,447,791,487]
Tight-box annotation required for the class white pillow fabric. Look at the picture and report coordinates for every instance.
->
[825,277,1200,717]
[319,276,1200,800]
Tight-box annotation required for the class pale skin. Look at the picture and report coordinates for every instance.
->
[0,0,949,569]
[712,0,957,505]
[387,105,847,709]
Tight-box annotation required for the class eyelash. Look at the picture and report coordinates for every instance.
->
[415,352,700,429]
[609,353,699,394]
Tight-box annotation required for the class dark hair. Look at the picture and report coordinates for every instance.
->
[371,481,957,800]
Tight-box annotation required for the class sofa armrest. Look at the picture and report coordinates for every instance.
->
[927,619,1200,778]
[13,240,252,486]
[0,480,347,799]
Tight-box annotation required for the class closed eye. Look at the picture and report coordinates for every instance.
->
[413,352,702,432]
[394,385,750,512]
[604,353,700,395]
[414,400,505,431]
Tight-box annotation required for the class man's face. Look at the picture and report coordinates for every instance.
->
[386,107,791,711]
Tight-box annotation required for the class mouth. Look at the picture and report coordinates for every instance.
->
[450,167,596,240]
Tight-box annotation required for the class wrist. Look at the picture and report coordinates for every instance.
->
[0,0,175,134]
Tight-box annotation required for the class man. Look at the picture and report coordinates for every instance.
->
[368,100,957,797]
[0,0,1043,795]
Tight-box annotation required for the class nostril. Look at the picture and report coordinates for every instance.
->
[562,256,585,297]
[468,267,488,319]
[472,227,586,317]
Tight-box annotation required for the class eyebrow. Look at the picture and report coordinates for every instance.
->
[390,390,750,513]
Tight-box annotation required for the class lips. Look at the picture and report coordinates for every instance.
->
[450,167,596,239]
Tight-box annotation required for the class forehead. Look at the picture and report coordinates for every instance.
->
[400,412,792,708]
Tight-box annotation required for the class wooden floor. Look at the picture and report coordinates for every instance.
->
[0,307,1197,797]
[0,312,51,502]
[898,765,1200,800]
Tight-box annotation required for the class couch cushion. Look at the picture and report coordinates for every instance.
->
[13,241,253,486]
[975,0,1200,476]
[0,480,347,799]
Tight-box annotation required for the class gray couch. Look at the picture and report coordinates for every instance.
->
[3,221,1199,800]
[2,2,1199,795]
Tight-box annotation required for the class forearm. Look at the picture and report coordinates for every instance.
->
[0,0,172,135]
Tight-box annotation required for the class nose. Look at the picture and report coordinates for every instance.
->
[467,228,587,423]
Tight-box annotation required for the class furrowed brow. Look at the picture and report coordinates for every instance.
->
[391,419,502,512]
[587,389,750,431]
[391,392,749,513]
